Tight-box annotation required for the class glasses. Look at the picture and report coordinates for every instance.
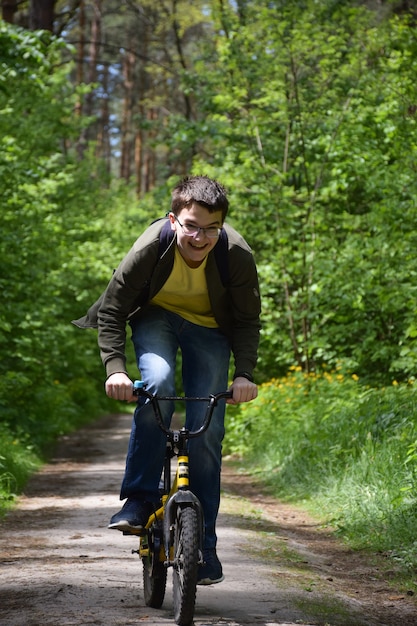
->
[173,215,221,239]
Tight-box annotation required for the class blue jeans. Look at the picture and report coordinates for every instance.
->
[121,306,231,549]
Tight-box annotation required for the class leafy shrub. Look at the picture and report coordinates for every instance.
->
[225,368,417,569]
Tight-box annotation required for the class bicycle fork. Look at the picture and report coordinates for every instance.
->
[163,452,205,568]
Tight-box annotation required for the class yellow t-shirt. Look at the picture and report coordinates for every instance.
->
[150,247,219,328]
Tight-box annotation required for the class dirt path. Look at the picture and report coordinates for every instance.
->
[0,413,416,626]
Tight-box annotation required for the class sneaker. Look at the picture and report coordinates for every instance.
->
[108,498,154,534]
[197,548,224,585]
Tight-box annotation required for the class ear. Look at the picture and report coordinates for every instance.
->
[168,212,176,231]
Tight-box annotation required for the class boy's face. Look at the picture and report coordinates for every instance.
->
[169,202,223,268]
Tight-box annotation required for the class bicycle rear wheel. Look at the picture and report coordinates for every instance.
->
[172,505,200,626]
[142,529,167,608]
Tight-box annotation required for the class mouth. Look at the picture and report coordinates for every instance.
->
[189,241,208,250]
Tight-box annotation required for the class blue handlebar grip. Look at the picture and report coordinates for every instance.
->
[133,380,146,390]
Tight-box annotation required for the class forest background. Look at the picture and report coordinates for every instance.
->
[2,0,417,580]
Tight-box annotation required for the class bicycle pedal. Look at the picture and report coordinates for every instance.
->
[122,529,145,536]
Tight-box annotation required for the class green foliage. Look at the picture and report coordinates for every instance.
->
[0,23,115,511]
[225,370,417,570]
[0,422,41,508]
[160,1,417,383]
[0,23,176,513]
[3,2,417,561]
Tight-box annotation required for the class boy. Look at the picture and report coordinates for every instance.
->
[75,175,261,584]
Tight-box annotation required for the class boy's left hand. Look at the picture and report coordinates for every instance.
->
[227,377,258,404]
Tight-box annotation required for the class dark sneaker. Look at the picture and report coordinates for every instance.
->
[197,548,224,585]
[108,498,154,534]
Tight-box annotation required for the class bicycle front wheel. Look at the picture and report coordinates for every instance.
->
[172,505,200,626]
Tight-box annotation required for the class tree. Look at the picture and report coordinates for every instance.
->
[4,0,417,383]
[30,0,56,30]
[0,21,109,440]
[176,0,417,381]
[2,0,18,23]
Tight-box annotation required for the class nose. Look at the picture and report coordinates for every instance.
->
[193,227,207,240]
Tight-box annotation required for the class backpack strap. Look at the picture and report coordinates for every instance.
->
[158,219,229,286]
[158,219,175,256]
[213,228,229,287]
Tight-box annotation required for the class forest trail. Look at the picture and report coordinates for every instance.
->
[0,413,416,626]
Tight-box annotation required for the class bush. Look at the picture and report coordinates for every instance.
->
[225,368,417,570]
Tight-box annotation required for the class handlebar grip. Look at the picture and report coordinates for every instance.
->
[216,390,233,400]
[133,380,147,396]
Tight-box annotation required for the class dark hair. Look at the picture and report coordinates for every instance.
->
[171,175,229,221]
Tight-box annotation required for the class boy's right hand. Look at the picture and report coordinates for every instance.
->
[105,372,136,402]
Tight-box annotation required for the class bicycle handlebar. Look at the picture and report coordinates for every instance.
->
[132,380,232,440]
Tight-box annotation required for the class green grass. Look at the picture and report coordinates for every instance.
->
[0,374,116,516]
[224,367,417,574]
[0,426,41,512]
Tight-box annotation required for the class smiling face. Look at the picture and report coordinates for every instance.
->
[169,202,223,268]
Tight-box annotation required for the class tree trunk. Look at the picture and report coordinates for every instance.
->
[2,0,18,23]
[77,0,101,158]
[30,0,56,31]
[74,0,85,118]
[96,63,111,174]
[120,49,135,181]
[84,0,101,118]
[134,126,143,196]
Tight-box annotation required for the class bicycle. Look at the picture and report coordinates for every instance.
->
[130,379,232,626]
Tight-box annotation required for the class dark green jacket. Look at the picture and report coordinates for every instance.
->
[73,219,261,380]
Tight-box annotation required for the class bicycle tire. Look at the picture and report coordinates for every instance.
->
[172,505,200,626]
[142,530,167,608]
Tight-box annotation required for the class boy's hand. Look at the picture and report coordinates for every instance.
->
[227,377,258,404]
[105,372,136,402]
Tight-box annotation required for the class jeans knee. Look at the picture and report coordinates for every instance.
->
[140,356,175,395]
